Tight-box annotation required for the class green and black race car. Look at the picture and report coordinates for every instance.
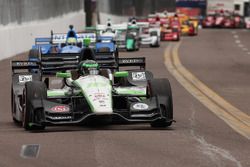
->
[126,25,140,51]
[11,53,174,130]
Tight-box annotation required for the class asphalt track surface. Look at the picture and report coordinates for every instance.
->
[0,29,249,167]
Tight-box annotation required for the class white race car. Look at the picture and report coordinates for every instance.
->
[137,22,160,47]
[96,20,127,49]
[245,17,250,29]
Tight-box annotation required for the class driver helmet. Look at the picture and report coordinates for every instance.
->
[83,38,91,47]
[67,37,77,45]
[79,60,99,75]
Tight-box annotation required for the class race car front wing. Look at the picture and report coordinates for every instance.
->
[28,95,172,127]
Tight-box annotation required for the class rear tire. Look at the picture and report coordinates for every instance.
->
[28,49,39,60]
[23,81,47,130]
[149,78,173,127]
[135,40,139,51]
[28,49,39,73]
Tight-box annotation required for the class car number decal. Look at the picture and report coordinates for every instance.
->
[19,75,32,83]
[132,72,146,81]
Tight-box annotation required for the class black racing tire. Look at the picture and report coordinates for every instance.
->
[115,49,119,63]
[135,40,140,51]
[28,49,39,73]
[149,78,173,127]
[11,87,21,125]
[28,49,39,60]
[156,40,160,47]
[151,40,160,48]
[23,81,47,130]
[176,36,180,41]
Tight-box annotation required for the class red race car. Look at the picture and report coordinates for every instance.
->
[234,15,245,28]
[161,26,180,41]
[214,14,225,28]
[223,16,235,28]
[202,15,215,28]
[170,17,181,33]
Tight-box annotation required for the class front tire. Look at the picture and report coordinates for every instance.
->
[11,87,21,124]
[23,81,47,130]
[149,78,173,127]
[28,49,39,60]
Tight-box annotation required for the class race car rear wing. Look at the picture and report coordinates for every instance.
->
[12,56,145,75]
[52,33,96,44]
[35,38,51,45]
[40,53,81,75]
[118,57,145,70]
[12,61,39,74]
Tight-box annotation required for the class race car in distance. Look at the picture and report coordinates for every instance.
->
[223,16,235,28]
[96,20,128,50]
[126,19,140,51]
[170,17,181,33]
[180,20,196,36]
[11,58,174,130]
[148,14,158,25]
[189,17,199,35]
[214,14,225,28]
[245,17,250,29]
[233,14,245,28]
[95,36,119,69]
[29,25,96,61]
[137,22,160,47]
[160,24,180,41]
[114,25,127,50]
[202,15,215,28]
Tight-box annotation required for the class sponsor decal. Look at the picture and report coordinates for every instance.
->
[50,106,70,112]
[94,93,105,98]
[133,103,149,110]
[48,116,72,120]
[132,72,146,81]
[52,33,96,41]
[16,62,36,66]
[120,58,144,64]
[19,75,32,83]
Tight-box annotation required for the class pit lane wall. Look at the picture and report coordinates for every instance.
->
[0,0,85,60]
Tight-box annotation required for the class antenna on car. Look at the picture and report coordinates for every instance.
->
[50,30,53,44]
[69,25,74,30]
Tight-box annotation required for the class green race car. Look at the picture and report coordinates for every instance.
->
[126,25,140,51]
[11,57,174,130]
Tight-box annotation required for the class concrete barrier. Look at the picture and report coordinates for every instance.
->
[0,11,85,60]
[0,9,128,60]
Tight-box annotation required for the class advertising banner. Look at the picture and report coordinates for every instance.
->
[176,0,206,16]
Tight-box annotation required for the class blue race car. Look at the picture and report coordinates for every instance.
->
[28,25,96,62]
[94,36,119,69]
